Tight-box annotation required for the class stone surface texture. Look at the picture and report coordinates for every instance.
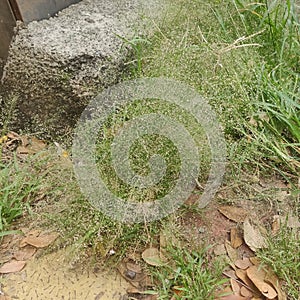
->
[1,0,165,140]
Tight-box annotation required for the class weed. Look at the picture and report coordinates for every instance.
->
[258,224,300,299]
[150,246,227,299]
[0,155,46,237]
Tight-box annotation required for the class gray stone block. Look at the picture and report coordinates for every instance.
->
[1,0,165,141]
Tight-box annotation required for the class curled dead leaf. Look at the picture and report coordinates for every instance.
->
[246,265,277,299]
[240,286,253,298]
[235,269,261,297]
[264,268,287,300]
[13,245,36,261]
[219,206,248,223]
[230,278,241,295]
[234,258,253,270]
[243,219,267,252]
[0,260,26,274]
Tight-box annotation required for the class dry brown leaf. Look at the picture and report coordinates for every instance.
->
[13,245,36,261]
[246,265,277,299]
[223,269,238,280]
[225,241,239,264]
[234,258,253,270]
[235,269,261,297]
[219,206,248,223]
[231,227,243,249]
[230,278,241,295]
[243,219,267,252]
[265,268,287,300]
[0,260,26,273]
[21,232,59,248]
[142,248,163,267]
[240,286,253,298]
[249,257,261,266]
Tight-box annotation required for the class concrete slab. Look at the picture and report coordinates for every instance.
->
[0,0,166,141]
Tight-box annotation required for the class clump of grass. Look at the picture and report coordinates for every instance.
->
[234,0,300,174]
[95,98,210,203]
[257,224,300,300]
[0,155,47,237]
[150,246,227,299]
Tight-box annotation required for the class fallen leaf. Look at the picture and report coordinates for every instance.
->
[219,206,248,223]
[230,278,241,295]
[240,286,253,298]
[0,260,26,273]
[142,248,163,266]
[246,265,277,299]
[223,269,238,280]
[235,269,261,297]
[225,241,239,264]
[21,232,59,248]
[13,245,36,261]
[264,268,287,300]
[243,219,267,252]
[249,257,261,266]
[230,227,243,249]
[234,258,253,270]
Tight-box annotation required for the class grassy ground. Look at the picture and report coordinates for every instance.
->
[1,0,299,299]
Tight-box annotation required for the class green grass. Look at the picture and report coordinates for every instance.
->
[95,98,210,203]
[258,224,300,300]
[150,246,227,299]
[0,0,299,298]
[233,0,300,174]
[0,154,47,237]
